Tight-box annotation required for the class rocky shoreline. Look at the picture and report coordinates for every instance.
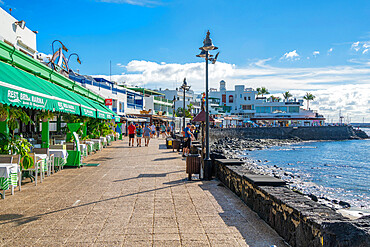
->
[211,137,369,217]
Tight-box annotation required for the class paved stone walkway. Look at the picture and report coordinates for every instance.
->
[0,138,288,247]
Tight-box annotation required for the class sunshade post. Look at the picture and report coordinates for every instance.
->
[41,121,49,148]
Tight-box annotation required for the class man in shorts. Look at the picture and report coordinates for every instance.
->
[143,124,151,146]
[127,122,136,147]
[182,123,194,157]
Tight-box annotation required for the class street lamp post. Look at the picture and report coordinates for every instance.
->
[196,30,219,180]
[180,78,191,132]
[172,95,176,132]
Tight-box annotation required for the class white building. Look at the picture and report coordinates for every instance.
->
[0,8,37,58]
[157,89,201,116]
[209,80,325,126]
[68,73,144,115]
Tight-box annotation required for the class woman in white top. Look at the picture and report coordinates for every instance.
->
[150,124,156,138]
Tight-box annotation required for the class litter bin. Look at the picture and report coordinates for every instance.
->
[166,138,173,149]
[172,139,182,152]
[186,154,201,180]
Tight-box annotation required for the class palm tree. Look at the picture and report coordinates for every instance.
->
[282,91,292,101]
[303,93,315,110]
[256,87,269,98]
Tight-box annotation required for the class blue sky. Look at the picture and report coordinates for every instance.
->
[1,0,370,122]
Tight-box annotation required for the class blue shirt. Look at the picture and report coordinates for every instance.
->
[184,127,191,138]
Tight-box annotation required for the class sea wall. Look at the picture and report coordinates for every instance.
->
[210,126,365,142]
[215,160,370,247]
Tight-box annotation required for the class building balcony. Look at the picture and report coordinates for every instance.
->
[127,103,143,110]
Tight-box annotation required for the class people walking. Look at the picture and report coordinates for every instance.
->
[156,124,160,138]
[136,125,143,147]
[160,123,166,138]
[151,123,156,138]
[128,122,136,147]
[166,124,171,137]
[143,124,151,146]
[182,122,194,157]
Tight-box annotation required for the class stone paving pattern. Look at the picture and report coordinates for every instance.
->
[0,138,288,247]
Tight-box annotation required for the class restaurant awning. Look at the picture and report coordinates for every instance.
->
[0,60,117,121]
[0,61,80,114]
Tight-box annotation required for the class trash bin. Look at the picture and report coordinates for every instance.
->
[186,154,201,180]
[166,138,173,149]
[172,139,182,152]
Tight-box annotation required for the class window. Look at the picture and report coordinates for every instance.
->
[229,95,234,103]
[222,94,226,103]
[289,106,299,113]
[240,94,242,98]
[272,106,287,113]
[256,106,271,113]
[242,105,253,110]
[248,96,251,100]
[244,97,247,101]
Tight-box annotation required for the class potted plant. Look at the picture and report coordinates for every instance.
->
[9,136,33,169]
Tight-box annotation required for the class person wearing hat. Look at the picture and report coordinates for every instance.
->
[183,122,194,157]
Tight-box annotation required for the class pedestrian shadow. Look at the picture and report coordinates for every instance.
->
[88,157,114,162]
[0,214,40,226]
[153,157,179,161]
[158,144,168,149]
[113,170,183,182]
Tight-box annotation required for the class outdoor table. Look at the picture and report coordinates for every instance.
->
[0,163,19,199]
[49,149,68,171]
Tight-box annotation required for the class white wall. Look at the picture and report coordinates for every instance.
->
[0,7,37,57]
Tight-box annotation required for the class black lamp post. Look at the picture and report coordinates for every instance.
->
[172,95,176,132]
[67,53,81,65]
[180,78,191,132]
[196,30,219,180]
[52,40,68,55]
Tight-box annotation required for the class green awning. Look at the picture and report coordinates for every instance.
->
[84,99,113,120]
[104,107,121,122]
[0,61,121,121]
[0,61,80,114]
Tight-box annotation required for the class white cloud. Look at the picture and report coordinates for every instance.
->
[313,51,320,57]
[328,48,333,54]
[280,50,300,61]
[351,41,370,54]
[92,59,370,122]
[97,0,161,7]
[351,41,360,51]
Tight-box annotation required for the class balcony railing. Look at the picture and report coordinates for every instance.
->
[154,96,173,103]
[127,103,143,110]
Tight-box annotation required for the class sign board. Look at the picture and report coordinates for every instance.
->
[105,99,113,106]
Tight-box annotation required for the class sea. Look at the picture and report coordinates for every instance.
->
[247,128,370,210]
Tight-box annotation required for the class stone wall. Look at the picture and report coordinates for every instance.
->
[215,161,370,247]
[210,126,365,142]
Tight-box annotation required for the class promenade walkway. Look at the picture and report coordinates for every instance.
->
[0,138,287,247]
